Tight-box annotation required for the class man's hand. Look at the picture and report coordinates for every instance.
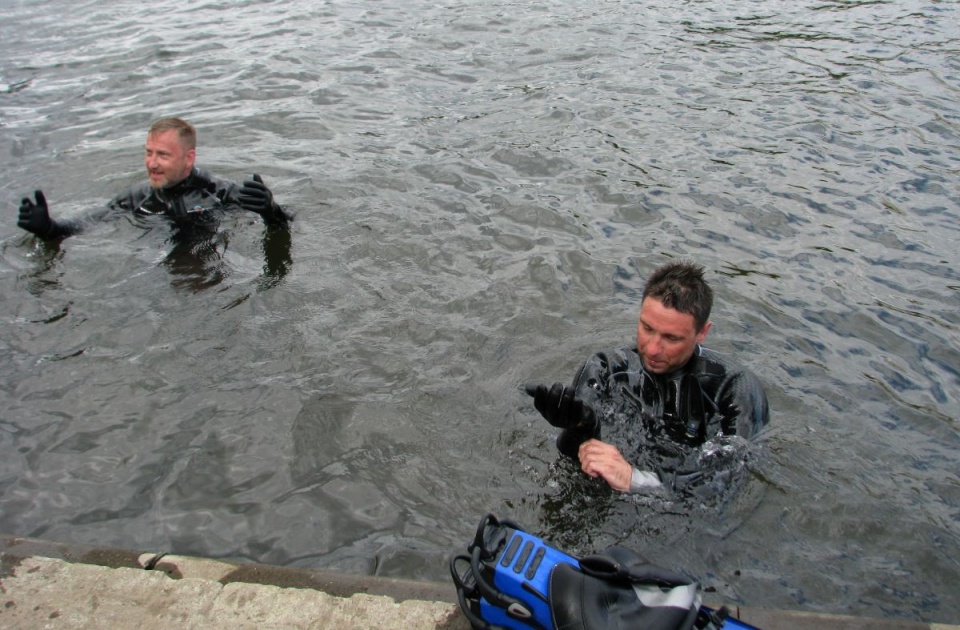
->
[524,383,597,431]
[578,439,633,492]
[18,190,53,237]
[239,174,277,218]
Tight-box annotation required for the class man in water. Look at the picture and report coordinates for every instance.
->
[526,261,769,493]
[16,117,293,239]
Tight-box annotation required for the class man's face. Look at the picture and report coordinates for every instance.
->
[636,297,711,374]
[144,129,195,189]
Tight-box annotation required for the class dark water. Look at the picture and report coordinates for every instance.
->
[2,0,958,623]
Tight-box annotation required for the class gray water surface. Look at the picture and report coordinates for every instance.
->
[1,0,958,623]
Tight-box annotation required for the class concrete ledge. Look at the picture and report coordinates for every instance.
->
[2,534,956,629]
[1,555,467,629]
[0,534,452,604]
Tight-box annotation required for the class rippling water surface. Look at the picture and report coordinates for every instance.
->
[1,0,958,623]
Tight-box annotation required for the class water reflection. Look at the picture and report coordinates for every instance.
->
[159,225,292,293]
[13,216,292,296]
[160,230,230,293]
[11,238,67,297]
[530,435,764,551]
[258,227,293,292]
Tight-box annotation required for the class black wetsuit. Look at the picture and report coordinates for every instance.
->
[47,167,290,238]
[559,345,769,488]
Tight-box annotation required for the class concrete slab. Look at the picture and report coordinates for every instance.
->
[1,534,956,630]
[0,555,465,629]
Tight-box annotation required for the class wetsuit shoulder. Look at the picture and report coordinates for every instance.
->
[571,345,642,395]
[180,168,237,197]
[108,182,153,211]
[690,346,769,437]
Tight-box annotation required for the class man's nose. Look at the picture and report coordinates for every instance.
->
[645,336,662,356]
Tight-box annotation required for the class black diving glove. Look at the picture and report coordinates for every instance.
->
[524,383,598,431]
[18,190,54,237]
[239,174,282,222]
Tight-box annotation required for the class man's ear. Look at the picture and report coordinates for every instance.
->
[696,321,712,344]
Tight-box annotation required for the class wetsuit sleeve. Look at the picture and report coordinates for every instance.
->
[629,468,662,491]
[263,204,294,228]
[20,187,137,240]
[693,348,770,439]
[48,218,85,238]
[554,350,624,458]
[22,207,84,239]
[714,369,769,439]
[107,186,145,212]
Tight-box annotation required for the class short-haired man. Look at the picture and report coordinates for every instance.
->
[526,261,769,493]
[16,117,292,239]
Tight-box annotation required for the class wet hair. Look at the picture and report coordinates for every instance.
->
[642,261,713,331]
[148,117,196,151]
